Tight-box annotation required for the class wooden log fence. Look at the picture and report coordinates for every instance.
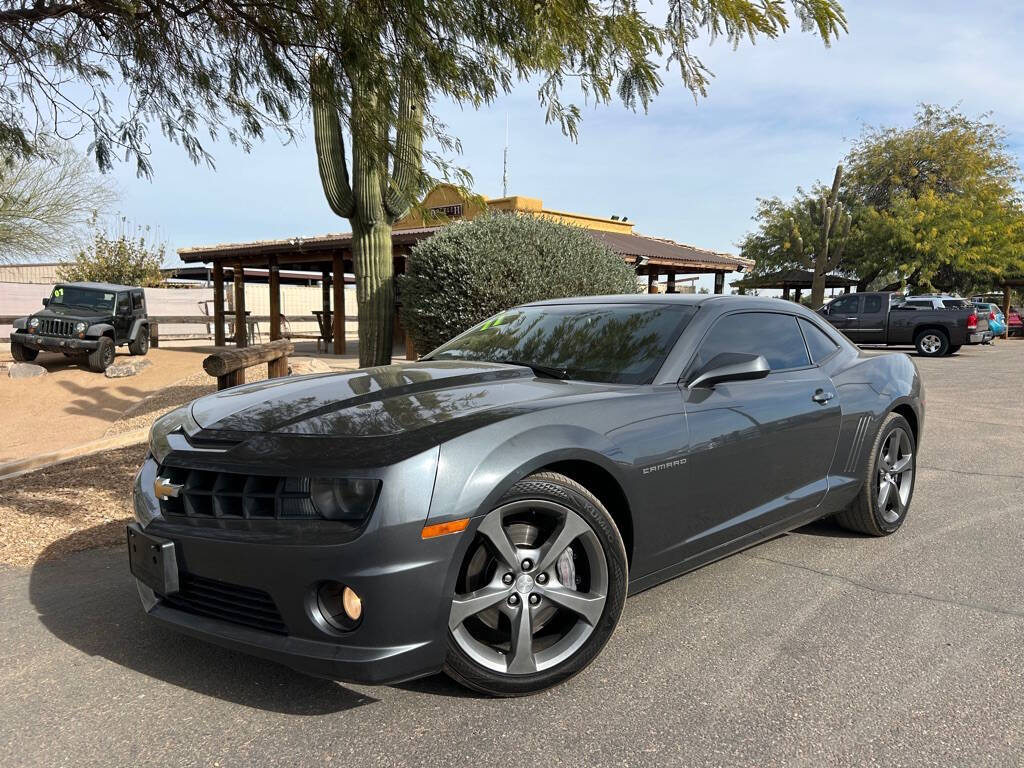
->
[202,339,294,390]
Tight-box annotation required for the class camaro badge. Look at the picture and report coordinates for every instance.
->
[153,476,183,500]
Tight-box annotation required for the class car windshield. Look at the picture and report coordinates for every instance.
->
[48,285,116,311]
[427,303,697,384]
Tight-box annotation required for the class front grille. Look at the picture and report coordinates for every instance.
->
[158,466,321,520]
[39,318,74,337]
[162,573,287,634]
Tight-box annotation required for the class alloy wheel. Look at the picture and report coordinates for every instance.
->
[449,499,609,675]
[877,427,914,524]
[919,334,942,355]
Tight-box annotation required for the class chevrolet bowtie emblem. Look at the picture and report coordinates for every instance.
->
[153,476,183,500]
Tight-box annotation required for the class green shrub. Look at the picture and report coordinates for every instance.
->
[399,213,640,353]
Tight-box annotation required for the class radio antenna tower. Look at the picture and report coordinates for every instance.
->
[502,113,510,197]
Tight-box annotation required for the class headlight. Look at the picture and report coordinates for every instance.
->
[310,478,381,523]
[149,404,201,464]
[75,321,87,333]
[28,317,39,328]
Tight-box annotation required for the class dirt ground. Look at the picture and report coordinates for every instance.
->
[0,347,213,463]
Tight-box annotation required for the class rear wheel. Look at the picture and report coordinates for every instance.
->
[88,336,115,372]
[444,472,627,696]
[128,329,149,356]
[11,341,38,362]
[835,412,916,536]
[914,330,949,357]
[945,344,961,355]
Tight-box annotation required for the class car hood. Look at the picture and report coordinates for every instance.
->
[31,306,112,322]
[190,360,625,439]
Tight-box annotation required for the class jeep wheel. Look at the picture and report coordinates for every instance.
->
[128,330,149,356]
[89,337,115,372]
[11,341,38,362]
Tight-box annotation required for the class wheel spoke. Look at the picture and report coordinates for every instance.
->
[449,584,511,630]
[476,512,520,570]
[885,433,900,465]
[506,605,536,674]
[892,481,906,516]
[539,584,606,625]
[535,513,592,573]
[891,453,913,474]
[877,477,893,510]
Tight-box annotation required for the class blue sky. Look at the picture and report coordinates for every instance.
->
[102,1,1024,291]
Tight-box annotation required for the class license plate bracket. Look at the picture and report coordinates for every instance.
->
[127,524,179,595]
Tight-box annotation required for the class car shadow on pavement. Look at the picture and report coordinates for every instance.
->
[791,517,867,539]
[28,528,377,715]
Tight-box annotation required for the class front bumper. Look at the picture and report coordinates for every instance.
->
[11,331,99,352]
[130,450,468,685]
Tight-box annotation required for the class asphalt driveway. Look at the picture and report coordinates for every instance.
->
[2,342,1022,767]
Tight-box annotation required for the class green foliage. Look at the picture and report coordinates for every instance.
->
[0,139,117,263]
[59,223,166,287]
[786,165,853,307]
[739,105,1024,295]
[399,213,640,353]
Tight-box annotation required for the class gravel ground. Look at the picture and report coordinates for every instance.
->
[0,444,146,567]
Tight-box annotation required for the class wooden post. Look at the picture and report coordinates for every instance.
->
[149,321,160,348]
[794,288,803,304]
[713,271,725,294]
[1004,284,1012,339]
[782,287,791,301]
[203,339,294,389]
[233,263,247,347]
[843,285,851,294]
[321,266,333,350]
[666,272,677,294]
[332,254,345,354]
[647,271,657,294]
[268,257,282,341]
[213,262,225,346]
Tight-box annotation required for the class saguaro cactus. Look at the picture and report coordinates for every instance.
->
[789,164,853,308]
[311,60,423,366]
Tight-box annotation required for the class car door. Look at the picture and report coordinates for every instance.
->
[114,292,133,341]
[669,310,842,563]
[849,293,887,343]
[821,293,861,339]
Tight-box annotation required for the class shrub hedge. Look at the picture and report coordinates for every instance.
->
[399,213,640,353]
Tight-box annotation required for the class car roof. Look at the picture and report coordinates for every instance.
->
[56,281,140,292]
[520,293,796,309]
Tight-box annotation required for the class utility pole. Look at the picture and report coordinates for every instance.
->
[502,113,509,197]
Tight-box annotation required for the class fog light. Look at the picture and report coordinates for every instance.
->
[342,587,362,621]
[315,581,362,631]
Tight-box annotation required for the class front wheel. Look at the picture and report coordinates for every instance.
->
[88,336,115,372]
[835,412,916,536]
[11,341,38,362]
[914,330,949,357]
[444,472,627,696]
[945,344,962,355]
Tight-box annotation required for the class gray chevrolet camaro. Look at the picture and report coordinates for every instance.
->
[128,294,923,696]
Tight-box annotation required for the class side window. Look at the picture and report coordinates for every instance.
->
[828,295,860,314]
[863,295,883,314]
[799,319,839,363]
[904,300,932,309]
[942,299,968,308]
[694,312,811,372]
[117,292,130,312]
[132,291,145,311]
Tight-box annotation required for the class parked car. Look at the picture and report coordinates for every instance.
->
[128,294,924,696]
[818,291,990,356]
[1008,306,1023,337]
[972,302,1006,337]
[10,282,150,372]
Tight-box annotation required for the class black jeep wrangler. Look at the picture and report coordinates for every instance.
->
[10,282,150,372]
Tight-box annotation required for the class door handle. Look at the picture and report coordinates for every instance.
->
[812,389,835,404]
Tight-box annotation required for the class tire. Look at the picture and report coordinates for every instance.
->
[945,344,961,355]
[834,412,916,536]
[914,329,949,357]
[11,341,38,362]
[88,336,115,372]
[444,471,628,697]
[128,329,149,356]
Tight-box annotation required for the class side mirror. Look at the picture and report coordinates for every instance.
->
[41,297,49,307]
[686,353,771,389]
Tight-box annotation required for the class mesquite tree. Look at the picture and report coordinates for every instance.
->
[309,0,848,365]
[788,165,852,307]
